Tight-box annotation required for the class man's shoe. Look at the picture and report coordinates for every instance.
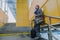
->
[37,37,47,40]
[34,37,47,40]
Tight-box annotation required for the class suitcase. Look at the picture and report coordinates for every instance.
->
[31,28,36,38]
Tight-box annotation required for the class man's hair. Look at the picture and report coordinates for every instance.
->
[36,5,39,8]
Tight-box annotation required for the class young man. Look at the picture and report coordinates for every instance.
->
[34,5,44,39]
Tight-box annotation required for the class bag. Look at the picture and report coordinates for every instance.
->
[31,29,36,38]
[34,17,44,24]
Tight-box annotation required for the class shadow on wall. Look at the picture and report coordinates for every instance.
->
[0,8,7,27]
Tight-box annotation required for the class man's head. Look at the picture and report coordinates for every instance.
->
[35,5,40,9]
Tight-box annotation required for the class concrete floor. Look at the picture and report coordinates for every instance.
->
[0,36,32,40]
[0,31,60,40]
[0,35,47,40]
[0,23,60,40]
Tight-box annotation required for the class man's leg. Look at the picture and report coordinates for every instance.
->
[34,24,41,37]
[36,24,41,37]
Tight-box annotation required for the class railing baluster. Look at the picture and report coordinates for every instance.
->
[48,17,53,40]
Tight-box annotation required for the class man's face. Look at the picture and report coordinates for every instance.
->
[35,5,39,9]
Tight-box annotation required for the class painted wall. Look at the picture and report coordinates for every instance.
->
[43,0,60,24]
[0,9,7,27]
[16,0,60,27]
[29,0,60,25]
[16,0,30,27]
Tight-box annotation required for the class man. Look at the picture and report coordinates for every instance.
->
[34,5,44,39]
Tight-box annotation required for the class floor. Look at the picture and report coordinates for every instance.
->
[0,30,60,40]
[0,24,60,40]
[0,36,32,40]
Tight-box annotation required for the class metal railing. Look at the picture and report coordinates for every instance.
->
[31,15,60,40]
[45,15,60,40]
[45,15,60,19]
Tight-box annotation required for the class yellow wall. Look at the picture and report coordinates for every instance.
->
[57,0,60,15]
[16,0,60,27]
[29,0,60,25]
[43,0,60,24]
[16,0,29,27]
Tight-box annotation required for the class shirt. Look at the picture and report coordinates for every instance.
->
[34,8,43,16]
[34,8,44,24]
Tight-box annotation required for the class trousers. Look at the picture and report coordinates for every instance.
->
[34,23,41,37]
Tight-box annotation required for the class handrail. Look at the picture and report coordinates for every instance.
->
[46,15,60,40]
[31,14,60,40]
[44,15,60,19]
[50,25,60,31]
